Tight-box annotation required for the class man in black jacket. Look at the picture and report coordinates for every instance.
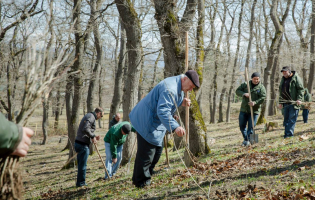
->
[75,107,103,187]
[108,113,121,129]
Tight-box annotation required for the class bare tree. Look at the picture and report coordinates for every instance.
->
[115,0,142,166]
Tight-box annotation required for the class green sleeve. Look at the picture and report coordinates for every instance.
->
[296,76,304,101]
[235,83,246,97]
[110,132,119,159]
[255,85,266,105]
[131,126,136,132]
[0,113,23,157]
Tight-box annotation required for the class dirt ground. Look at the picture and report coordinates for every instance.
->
[21,106,315,199]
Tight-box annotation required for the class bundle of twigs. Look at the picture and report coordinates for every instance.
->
[279,91,312,109]
[0,156,22,200]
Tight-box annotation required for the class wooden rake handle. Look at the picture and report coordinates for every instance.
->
[94,143,111,179]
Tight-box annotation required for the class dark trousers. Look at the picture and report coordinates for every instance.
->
[132,133,163,187]
[75,142,90,187]
[239,112,258,141]
[302,109,309,123]
[283,104,299,138]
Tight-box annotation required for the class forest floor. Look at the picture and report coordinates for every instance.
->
[21,104,315,199]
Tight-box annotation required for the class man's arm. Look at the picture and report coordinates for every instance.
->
[235,82,246,97]
[83,115,96,138]
[0,113,33,157]
[156,91,180,132]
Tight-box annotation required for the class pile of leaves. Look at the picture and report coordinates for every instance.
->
[215,184,315,199]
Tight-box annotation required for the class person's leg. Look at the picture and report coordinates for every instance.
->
[149,143,163,175]
[239,112,248,142]
[104,142,112,179]
[247,113,259,138]
[112,144,123,177]
[285,105,299,138]
[302,109,309,123]
[75,142,89,187]
[283,104,290,138]
[132,133,156,187]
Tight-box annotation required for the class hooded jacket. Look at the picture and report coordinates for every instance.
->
[279,71,304,109]
[236,80,266,114]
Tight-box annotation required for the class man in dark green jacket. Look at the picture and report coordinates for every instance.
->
[278,66,304,138]
[0,113,34,157]
[301,88,312,123]
[236,72,266,146]
[104,121,136,179]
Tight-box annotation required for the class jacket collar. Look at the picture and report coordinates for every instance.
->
[91,112,97,120]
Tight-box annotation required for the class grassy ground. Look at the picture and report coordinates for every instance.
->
[21,105,315,199]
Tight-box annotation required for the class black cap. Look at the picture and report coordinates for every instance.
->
[281,66,291,72]
[121,124,131,134]
[185,70,200,88]
[251,72,260,78]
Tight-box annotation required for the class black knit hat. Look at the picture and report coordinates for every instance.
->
[251,72,260,78]
[185,70,200,88]
[281,66,291,72]
[121,124,131,134]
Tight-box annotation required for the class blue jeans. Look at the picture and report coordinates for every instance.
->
[239,112,258,141]
[75,142,90,187]
[104,142,123,179]
[283,104,299,138]
[302,109,309,123]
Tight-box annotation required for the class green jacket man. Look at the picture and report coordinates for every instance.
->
[236,72,266,146]
[278,66,304,138]
[104,121,136,179]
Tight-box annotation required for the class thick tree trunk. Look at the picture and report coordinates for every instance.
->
[258,0,291,123]
[308,0,315,94]
[86,0,102,113]
[109,22,126,125]
[153,0,209,157]
[64,0,84,167]
[115,0,142,166]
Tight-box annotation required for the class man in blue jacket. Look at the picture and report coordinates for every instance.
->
[129,70,200,188]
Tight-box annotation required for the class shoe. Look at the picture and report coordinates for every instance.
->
[243,141,251,147]
[76,183,88,187]
[135,179,151,188]
[241,141,246,146]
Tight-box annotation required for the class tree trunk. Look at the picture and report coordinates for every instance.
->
[54,82,61,130]
[308,0,315,93]
[115,0,142,166]
[109,21,126,125]
[226,0,244,123]
[153,0,209,157]
[42,97,49,145]
[149,49,163,91]
[64,0,84,168]
[87,0,102,113]
[258,0,291,123]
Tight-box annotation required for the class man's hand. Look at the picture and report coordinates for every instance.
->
[112,158,117,164]
[296,100,302,105]
[11,127,34,157]
[95,135,100,140]
[92,136,99,144]
[173,115,179,121]
[278,104,283,109]
[243,93,249,98]
[248,101,255,107]
[181,98,191,107]
[175,127,185,137]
